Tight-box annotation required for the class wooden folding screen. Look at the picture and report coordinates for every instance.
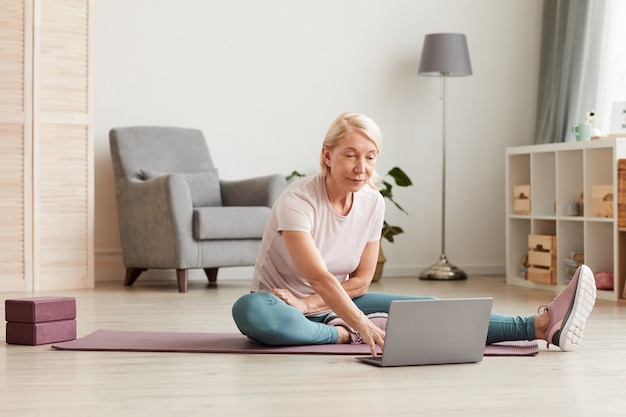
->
[0,0,93,291]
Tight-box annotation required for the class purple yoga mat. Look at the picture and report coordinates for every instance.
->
[52,329,539,356]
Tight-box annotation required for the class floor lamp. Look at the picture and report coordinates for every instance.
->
[417,33,472,281]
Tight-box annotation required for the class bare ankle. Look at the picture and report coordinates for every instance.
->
[335,326,351,344]
[535,311,550,340]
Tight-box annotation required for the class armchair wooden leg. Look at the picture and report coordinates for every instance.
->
[204,268,218,285]
[124,268,146,287]
[176,269,188,293]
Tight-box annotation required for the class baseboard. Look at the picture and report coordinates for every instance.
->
[380,264,505,278]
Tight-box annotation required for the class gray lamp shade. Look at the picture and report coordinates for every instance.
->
[418,33,472,77]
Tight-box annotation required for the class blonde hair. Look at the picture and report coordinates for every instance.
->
[319,112,383,190]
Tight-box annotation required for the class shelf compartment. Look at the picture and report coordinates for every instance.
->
[585,147,614,219]
[585,221,614,274]
[507,154,530,216]
[531,152,556,216]
[557,220,584,285]
[527,234,556,284]
[556,150,584,217]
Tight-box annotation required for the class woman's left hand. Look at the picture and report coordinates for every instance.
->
[271,288,309,313]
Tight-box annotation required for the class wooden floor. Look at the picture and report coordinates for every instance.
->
[1,275,625,416]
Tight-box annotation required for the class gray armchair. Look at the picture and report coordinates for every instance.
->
[109,126,287,292]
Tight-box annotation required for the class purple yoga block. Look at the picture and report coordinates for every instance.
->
[6,319,77,345]
[5,296,76,324]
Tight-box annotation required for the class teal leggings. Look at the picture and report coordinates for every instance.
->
[231,292,536,346]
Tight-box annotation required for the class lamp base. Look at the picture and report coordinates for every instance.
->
[419,254,467,280]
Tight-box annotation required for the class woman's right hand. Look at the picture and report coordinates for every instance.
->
[355,318,385,357]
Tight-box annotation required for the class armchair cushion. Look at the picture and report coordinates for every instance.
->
[193,207,271,240]
[220,174,286,207]
[140,169,222,207]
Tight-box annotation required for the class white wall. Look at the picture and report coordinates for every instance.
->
[94,0,543,281]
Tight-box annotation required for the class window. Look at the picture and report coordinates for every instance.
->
[595,0,626,135]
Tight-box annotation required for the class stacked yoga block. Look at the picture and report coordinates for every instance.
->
[5,296,77,345]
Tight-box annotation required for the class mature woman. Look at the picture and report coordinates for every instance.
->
[232,112,597,357]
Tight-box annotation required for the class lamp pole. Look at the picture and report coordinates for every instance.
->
[418,73,467,280]
[417,33,470,281]
[440,73,448,260]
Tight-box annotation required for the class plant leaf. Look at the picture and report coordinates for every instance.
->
[286,171,305,182]
[387,167,412,187]
[379,181,393,199]
[382,224,404,243]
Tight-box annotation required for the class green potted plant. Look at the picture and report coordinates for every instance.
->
[379,167,412,242]
[286,167,413,281]
[373,166,412,281]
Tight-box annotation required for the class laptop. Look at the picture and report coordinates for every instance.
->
[356,297,493,367]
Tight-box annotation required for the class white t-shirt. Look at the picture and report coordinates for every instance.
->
[250,174,385,303]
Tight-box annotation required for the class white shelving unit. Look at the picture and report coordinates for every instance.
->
[505,138,626,302]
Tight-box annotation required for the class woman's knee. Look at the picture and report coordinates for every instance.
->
[233,293,270,327]
[232,292,288,336]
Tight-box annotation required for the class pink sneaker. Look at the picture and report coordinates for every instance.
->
[539,264,597,351]
[367,312,388,331]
